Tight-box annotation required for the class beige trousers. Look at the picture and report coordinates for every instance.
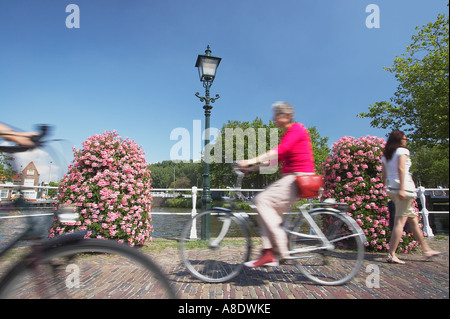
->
[253,173,312,259]
[389,193,417,218]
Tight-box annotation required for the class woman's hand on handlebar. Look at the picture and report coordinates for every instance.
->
[236,160,248,170]
[236,161,261,175]
[0,123,38,146]
[0,123,51,153]
[4,132,39,146]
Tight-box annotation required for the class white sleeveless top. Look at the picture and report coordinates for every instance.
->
[381,147,411,179]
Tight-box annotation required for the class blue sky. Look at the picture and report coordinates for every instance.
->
[0,0,447,180]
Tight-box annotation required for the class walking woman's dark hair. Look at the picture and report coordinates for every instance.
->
[384,130,406,161]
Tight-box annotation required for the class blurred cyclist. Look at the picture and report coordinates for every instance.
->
[238,102,315,267]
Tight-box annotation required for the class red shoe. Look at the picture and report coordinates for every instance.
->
[244,249,279,267]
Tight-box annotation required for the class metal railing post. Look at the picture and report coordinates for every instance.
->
[418,186,434,237]
[190,186,198,239]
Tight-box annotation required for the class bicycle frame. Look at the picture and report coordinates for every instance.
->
[283,205,334,257]
[286,203,367,256]
[180,165,367,285]
[207,200,366,260]
[210,163,367,260]
[202,205,329,255]
[206,207,250,248]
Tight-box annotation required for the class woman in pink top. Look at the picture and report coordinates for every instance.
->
[238,102,315,267]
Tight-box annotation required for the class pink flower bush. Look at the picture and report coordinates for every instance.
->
[321,136,420,253]
[49,131,153,246]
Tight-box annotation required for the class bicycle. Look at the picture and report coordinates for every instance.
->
[179,164,367,285]
[0,125,176,298]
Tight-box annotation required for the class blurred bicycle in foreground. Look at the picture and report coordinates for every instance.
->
[0,124,176,299]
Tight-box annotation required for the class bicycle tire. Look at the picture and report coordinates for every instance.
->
[0,238,177,299]
[288,209,365,285]
[179,209,251,283]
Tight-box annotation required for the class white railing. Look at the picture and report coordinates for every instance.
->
[151,186,264,239]
[3,185,446,238]
[150,186,449,239]
[417,187,449,238]
[0,185,58,189]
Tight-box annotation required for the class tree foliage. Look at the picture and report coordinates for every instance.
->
[0,152,16,182]
[210,117,280,189]
[411,145,449,187]
[209,118,331,189]
[150,160,202,189]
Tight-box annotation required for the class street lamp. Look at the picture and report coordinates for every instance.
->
[195,45,221,83]
[195,45,221,240]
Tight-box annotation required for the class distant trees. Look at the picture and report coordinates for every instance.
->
[151,117,330,189]
[0,152,15,182]
[150,160,202,189]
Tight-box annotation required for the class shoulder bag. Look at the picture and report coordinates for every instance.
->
[386,175,417,198]
[296,175,324,199]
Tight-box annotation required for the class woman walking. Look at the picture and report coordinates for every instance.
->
[382,130,441,264]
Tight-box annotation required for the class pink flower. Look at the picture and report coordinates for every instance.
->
[50,130,153,246]
[321,135,419,253]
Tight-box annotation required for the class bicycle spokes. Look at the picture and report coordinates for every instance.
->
[179,210,251,283]
[289,210,365,285]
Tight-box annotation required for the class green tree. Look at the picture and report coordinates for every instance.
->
[411,145,449,187]
[48,181,59,198]
[358,8,449,147]
[210,118,279,189]
[150,160,202,188]
[209,118,330,189]
[149,161,173,188]
[308,126,331,173]
[0,152,16,182]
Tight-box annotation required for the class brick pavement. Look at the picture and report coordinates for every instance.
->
[0,236,447,299]
[146,236,448,299]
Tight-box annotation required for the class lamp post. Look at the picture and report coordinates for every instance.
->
[46,161,52,199]
[195,45,221,240]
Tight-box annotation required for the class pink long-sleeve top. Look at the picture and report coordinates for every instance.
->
[274,123,315,174]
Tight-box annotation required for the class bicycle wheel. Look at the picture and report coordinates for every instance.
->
[0,239,176,299]
[288,210,365,285]
[179,209,251,283]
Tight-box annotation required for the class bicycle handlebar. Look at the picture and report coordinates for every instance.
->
[0,124,51,153]
[231,162,266,200]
